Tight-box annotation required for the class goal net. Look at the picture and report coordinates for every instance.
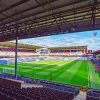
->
[2,67,15,74]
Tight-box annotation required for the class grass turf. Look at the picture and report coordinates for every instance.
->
[0,60,100,90]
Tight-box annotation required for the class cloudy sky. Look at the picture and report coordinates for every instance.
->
[17,30,100,50]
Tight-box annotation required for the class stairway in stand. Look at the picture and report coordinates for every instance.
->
[73,91,86,100]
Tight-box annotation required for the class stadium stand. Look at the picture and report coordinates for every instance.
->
[91,51,100,74]
[49,46,87,56]
[0,47,39,64]
[0,85,75,100]
[0,73,79,100]
[87,89,100,100]
[32,79,79,95]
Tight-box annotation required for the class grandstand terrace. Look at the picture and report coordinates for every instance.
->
[0,42,42,63]
[49,46,87,57]
[91,50,100,74]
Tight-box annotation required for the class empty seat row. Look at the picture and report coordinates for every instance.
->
[87,89,100,100]
[0,82,75,100]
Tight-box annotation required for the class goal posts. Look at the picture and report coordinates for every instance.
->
[2,67,15,74]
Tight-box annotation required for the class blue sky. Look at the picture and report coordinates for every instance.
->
[17,30,100,50]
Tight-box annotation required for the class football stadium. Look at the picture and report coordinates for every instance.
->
[0,0,100,100]
[0,43,100,89]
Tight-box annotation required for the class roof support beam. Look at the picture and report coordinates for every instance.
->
[15,26,18,79]
[91,0,98,27]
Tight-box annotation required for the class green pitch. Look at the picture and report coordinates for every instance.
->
[0,60,100,90]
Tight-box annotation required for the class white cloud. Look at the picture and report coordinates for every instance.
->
[10,31,100,50]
